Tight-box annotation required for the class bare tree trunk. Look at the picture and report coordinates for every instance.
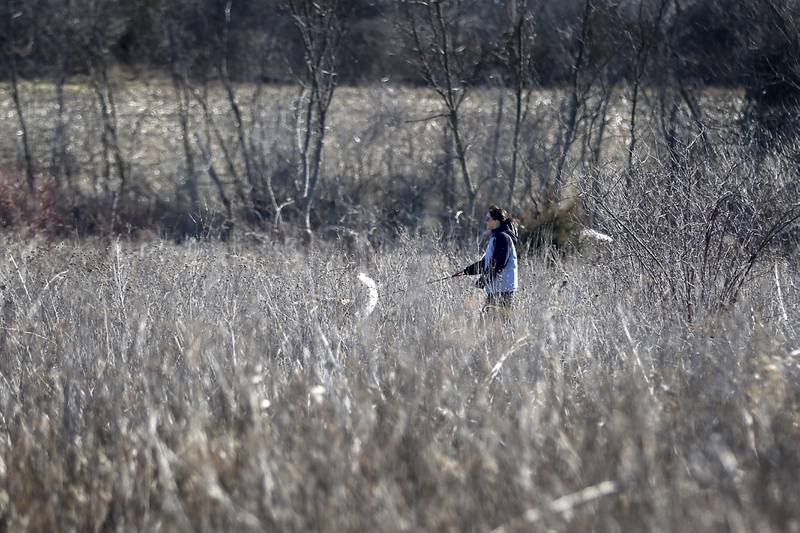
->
[165,19,199,216]
[586,85,613,224]
[434,1,475,215]
[89,51,127,228]
[297,87,316,201]
[626,0,669,178]
[221,74,259,211]
[509,83,523,210]
[487,90,504,192]
[9,65,35,204]
[52,63,72,192]
[175,81,199,212]
[302,109,327,239]
[677,78,709,147]
[194,132,233,222]
[4,4,36,211]
[402,0,476,217]
[449,112,476,215]
[284,0,348,241]
[555,0,592,189]
[586,81,614,168]
[47,0,76,200]
[250,84,288,232]
[506,0,536,211]
[441,125,455,209]
[219,1,264,219]
[194,81,248,207]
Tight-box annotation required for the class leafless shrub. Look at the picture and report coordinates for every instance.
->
[582,142,800,322]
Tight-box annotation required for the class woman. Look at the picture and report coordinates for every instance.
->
[455,205,519,310]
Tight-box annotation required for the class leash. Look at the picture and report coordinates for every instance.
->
[383,272,465,298]
[425,272,465,284]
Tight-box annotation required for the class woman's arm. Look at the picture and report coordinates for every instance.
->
[462,256,485,275]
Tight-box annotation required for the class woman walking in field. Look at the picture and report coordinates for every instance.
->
[455,205,519,312]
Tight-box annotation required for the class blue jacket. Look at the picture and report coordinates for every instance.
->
[463,221,518,294]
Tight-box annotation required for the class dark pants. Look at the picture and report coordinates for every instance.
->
[484,292,514,312]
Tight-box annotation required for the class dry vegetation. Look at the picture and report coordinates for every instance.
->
[0,236,798,532]
[0,78,644,235]
[2,2,799,529]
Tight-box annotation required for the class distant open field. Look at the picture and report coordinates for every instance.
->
[0,236,798,531]
[0,77,743,231]
[0,79,607,176]
[2,80,556,194]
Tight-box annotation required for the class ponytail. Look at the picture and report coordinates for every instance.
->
[487,205,513,224]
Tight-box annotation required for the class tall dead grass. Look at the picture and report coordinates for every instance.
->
[0,237,798,531]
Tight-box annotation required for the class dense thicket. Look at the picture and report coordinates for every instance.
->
[1,0,798,88]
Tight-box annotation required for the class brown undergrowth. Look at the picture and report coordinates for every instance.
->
[0,238,798,532]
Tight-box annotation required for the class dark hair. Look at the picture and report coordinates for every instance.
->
[487,205,512,224]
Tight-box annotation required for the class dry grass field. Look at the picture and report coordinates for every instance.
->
[0,235,798,531]
[1,74,798,531]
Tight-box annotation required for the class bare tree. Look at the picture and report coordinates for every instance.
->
[163,3,200,218]
[2,0,36,211]
[283,0,349,241]
[81,0,132,228]
[553,0,593,190]
[40,0,77,198]
[399,0,478,218]
[584,144,800,323]
[217,1,267,221]
[500,0,539,211]
[622,0,670,176]
[516,0,616,235]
